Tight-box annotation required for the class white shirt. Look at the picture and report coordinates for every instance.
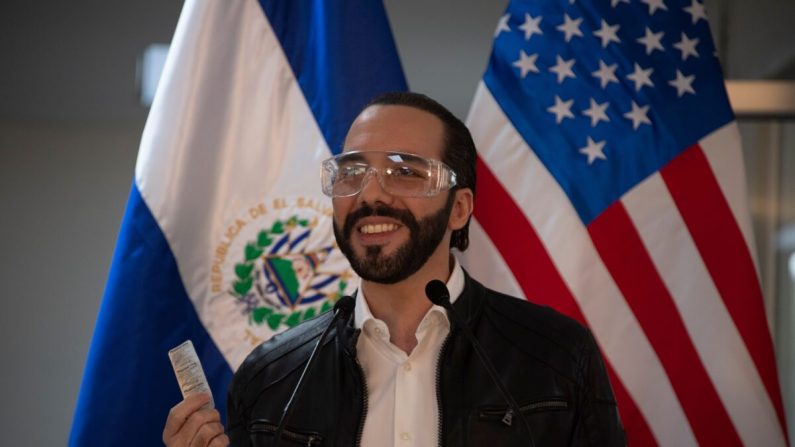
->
[354,259,465,447]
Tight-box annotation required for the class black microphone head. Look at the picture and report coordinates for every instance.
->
[425,280,451,307]
[334,295,355,317]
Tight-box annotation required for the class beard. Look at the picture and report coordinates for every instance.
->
[334,196,454,284]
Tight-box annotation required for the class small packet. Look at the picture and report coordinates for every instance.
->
[168,340,214,410]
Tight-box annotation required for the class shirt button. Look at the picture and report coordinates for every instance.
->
[403,362,412,372]
[400,432,411,441]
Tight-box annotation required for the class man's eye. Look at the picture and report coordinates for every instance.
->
[338,166,365,178]
[391,166,424,178]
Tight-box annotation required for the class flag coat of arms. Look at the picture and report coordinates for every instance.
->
[462,0,788,445]
[69,0,406,445]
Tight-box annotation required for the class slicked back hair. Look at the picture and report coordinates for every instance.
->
[364,92,477,251]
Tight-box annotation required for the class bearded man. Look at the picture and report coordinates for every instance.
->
[163,92,626,446]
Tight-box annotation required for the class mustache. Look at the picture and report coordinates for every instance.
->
[342,203,419,238]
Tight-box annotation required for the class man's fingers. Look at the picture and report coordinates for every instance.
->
[189,418,225,447]
[183,409,222,446]
[163,393,212,439]
[208,433,230,447]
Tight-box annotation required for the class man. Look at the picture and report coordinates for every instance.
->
[163,92,626,446]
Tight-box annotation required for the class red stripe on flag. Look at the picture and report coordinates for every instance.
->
[589,202,741,446]
[475,157,657,447]
[661,145,788,439]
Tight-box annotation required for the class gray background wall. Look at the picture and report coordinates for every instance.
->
[0,0,793,445]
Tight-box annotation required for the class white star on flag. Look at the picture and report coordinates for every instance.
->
[495,14,511,37]
[637,27,664,55]
[547,95,575,123]
[640,0,668,15]
[673,32,700,60]
[627,63,654,91]
[557,14,584,42]
[549,55,576,83]
[579,136,607,164]
[611,0,630,7]
[669,69,696,97]
[582,99,610,127]
[684,0,708,24]
[519,13,543,40]
[623,101,652,129]
[592,60,619,89]
[513,50,540,78]
[593,20,621,48]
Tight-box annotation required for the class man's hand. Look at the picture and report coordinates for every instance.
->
[163,393,229,447]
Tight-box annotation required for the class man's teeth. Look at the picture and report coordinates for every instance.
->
[360,223,399,234]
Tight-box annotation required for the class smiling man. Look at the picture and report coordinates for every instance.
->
[163,92,625,447]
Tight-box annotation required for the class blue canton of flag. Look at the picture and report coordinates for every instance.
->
[486,0,732,224]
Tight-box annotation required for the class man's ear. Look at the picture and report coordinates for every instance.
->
[449,188,474,231]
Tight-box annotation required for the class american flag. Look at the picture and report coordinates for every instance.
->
[461,0,788,445]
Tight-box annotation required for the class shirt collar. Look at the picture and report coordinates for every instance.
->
[354,256,465,331]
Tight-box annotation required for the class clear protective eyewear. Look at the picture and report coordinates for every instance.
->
[320,150,458,198]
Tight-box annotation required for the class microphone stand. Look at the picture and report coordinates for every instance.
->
[426,280,536,447]
[273,296,354,447]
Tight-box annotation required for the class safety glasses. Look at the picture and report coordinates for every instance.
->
[320,150,457,198]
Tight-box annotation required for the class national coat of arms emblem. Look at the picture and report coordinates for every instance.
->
[212,197,355,334]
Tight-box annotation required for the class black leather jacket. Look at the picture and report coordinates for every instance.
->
[227,274,626,446]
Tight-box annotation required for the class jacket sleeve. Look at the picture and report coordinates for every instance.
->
[226,375,252,447]
[573,329,627,446]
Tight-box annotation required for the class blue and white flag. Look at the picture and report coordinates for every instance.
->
[463,0,787,445]
[70,1,406,444]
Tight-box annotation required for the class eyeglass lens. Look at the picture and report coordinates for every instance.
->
[333,157,432,197]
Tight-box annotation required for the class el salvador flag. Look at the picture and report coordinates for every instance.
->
[69,1,406,445]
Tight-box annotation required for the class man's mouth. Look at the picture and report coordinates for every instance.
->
[358,223,400,235]
[340,203,415,247]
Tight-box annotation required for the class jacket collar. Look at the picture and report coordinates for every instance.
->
[450,270,486,329]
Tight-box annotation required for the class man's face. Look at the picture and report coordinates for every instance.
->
[331,104,456,284]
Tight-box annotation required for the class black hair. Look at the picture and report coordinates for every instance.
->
[364,92,477,251]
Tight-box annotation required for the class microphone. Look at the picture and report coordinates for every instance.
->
[425,280,536,446]
[273,295,355,447]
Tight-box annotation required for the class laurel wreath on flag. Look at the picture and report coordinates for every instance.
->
[230,215,345,330]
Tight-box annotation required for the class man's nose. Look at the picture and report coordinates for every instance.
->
[357,168,393,205]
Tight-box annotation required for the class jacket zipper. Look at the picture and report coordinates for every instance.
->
[354,355,369,447]
[435,333,453,447]
[479,399,569,426]
[249,420,322,446]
